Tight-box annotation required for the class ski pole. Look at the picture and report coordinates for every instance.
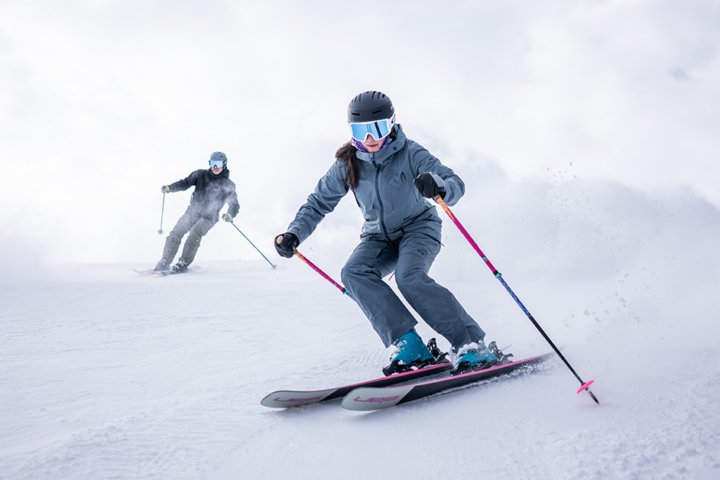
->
[229,221,276,268]
[158,194,166,235]
[293,248,355,301]
[434,195,599,405]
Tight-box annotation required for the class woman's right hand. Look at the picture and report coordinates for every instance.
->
[414,173,446,199]
[275,232,299,258]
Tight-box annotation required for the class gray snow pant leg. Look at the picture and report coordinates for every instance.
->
[161,214,214,266]
[178,218,213,266]
[394,233,485,350]
[341,233,485,350]
[341,237,417,348]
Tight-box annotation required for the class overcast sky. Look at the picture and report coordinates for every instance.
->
[1,0,718,265]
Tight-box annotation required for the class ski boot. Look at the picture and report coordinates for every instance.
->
[450,339,508,376]
[382,329,448,376]
[172,259,189,274]
[154,259,170,272]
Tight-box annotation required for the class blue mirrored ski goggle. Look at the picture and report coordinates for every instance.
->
[349,117,395,142]
[209,159,224,169]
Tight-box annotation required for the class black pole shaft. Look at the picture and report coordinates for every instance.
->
[495,275,599,404]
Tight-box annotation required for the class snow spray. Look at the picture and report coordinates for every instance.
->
[434,196,599,405]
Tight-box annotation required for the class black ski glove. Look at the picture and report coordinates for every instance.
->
[414,172,446,199]
[275,232,299,258]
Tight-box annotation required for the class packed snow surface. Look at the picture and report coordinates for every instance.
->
[2,178,720,479]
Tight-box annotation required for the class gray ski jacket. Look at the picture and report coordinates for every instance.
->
[287,124,465,244]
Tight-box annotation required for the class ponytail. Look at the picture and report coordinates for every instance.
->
[335,141,360,190]
[335,128,398,190]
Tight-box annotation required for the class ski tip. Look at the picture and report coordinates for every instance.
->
[260,390,335,408]
[576,380,595,395]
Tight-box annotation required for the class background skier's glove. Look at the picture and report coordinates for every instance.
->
[274,232,299,258]
[161,185,170,194]
[414,172,446,199]
[222,213,233,222]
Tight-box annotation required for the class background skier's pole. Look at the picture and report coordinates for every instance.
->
[293,248,355,301]
[434,195,599,405]
[230,221,276,268]
[158,194,166,235]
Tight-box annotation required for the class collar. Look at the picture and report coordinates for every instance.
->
[353,135,392,153]
[208,167,230,179]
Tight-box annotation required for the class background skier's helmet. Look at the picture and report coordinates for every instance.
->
[347,91,396,141]
[209,151,227,169]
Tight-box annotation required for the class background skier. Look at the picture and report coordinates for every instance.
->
[155,151,240,274]
[274,91,497,376]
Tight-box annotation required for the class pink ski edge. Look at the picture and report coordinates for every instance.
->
[361,352,555,391]
[577,380,594,394]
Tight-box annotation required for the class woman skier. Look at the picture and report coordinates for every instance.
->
[274,91,497,376]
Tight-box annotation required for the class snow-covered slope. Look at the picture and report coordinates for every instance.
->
[2,178,720,479]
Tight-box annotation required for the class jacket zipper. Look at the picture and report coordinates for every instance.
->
[372,159,390,239]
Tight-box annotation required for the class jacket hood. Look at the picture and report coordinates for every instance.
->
[355,124,407,164]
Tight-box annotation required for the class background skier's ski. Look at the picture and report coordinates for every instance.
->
[132,269,156,277]
[133,267,198,277]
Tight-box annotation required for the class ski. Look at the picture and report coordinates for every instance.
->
[133,268,195,277]
[133,269,156,277]
[133,269,171,277]
[150,269,172,277]
[341,351,555,411]
[261,361,453,408]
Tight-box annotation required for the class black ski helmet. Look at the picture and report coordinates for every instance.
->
[209,151,227,168]
[347,91,394,124]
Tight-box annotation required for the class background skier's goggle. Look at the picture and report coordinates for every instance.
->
[349,117,394,142]
[209,159,224,169]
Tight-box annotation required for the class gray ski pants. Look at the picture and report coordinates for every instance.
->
[161,214,214,266]
[340,232,485,350]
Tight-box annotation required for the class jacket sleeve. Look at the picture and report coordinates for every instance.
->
[287,162,350,244]
[226,182,240,218]
[409,144,465,206]
[168,170,202,193]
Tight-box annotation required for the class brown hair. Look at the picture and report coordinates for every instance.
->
[335,141,360,190]
[336,128,397,190]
